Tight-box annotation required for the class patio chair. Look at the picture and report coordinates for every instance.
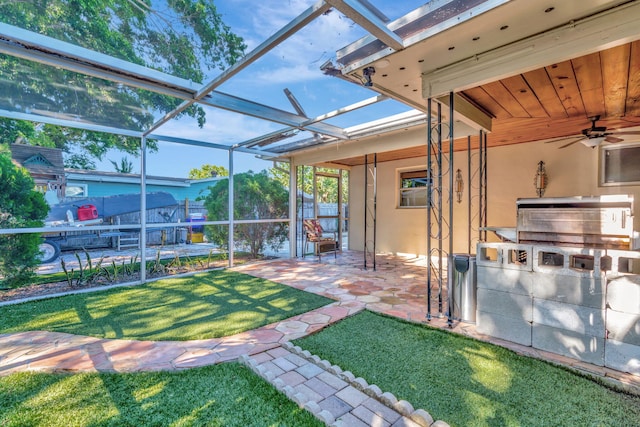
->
[303,219,338,260]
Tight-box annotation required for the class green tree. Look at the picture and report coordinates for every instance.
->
[188,164,229,179]
[0,154,49,288]
[203,171,288,258]
[0,0,246,164]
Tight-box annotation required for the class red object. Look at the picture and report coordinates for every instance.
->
[77,204,98,221]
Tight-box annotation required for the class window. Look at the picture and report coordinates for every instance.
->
[601,142,640,186]
[65,184,88,198]
[399,169,430,207]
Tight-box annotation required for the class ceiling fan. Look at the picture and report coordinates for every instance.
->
[549,115,640,149]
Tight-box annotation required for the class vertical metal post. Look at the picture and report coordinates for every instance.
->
[447,91,455,326]
[289,160,297,258]
[140,136,147,282]
[467,135,472,255]
[364,154,368,270]
[228,149,235,267]
[373,153,377,271]
[483,131,488,239]
[301,165,306,258]
[437,101,443,315]
[426,98,433,320]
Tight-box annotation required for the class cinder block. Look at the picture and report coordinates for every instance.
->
[533,299,605,338]
[476,310,532,346]
[478,288,533,321]
[606,309,640,346]
[532,273,605,309]
[532,324,604,366]
[607,276,640,314]
[477,265,533,296]
[604,339,640,376]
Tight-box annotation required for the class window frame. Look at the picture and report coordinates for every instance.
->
[65,183,88,198]
[600,141,640,186]
[397,168,430,208]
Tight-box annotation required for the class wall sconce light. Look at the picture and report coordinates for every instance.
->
[534,160,548,197]
[362,66,375,87]
[455,168,464,203]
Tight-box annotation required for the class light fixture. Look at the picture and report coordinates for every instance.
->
[580,136,606,148]
[362,66,375,87]
[534,161,548,197]
[455,169,464,203]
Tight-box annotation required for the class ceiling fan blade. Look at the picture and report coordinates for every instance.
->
[545,135,581,144]
[559,138,583,149]
[605,135,623,143]
[611,130,640,136]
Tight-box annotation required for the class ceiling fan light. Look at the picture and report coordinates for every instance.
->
[580,136,606,148]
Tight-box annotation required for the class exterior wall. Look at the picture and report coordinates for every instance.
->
[347,137,640,255]
[65,178,218,201]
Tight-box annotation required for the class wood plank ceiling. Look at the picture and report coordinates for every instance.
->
[331,40,640,167]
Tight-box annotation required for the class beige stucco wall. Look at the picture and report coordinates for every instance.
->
[347,138,640,256]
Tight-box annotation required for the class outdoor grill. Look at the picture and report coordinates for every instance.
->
[515,195,637,250]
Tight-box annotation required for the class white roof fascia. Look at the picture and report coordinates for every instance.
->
[422,0,640,97]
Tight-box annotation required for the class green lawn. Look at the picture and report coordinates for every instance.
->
[0,363,323,427]
[294,310,640,427]
[0,270,332,341]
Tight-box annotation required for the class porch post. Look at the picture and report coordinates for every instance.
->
[426,98,433,320]
[289,160,297,257]
[140,136,147,282]
[228,148,234,267]
[447,91,454,326]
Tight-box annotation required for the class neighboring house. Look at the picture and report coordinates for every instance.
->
[10,143,65,199]
[64,169,221,203]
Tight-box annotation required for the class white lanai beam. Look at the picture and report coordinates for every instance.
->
[325,0,403,51]
[0,22,346,140]
[234,94,389,149]
[147,0,331,134]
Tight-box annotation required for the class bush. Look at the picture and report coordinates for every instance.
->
[0,154,49,287]
[203,171,288,258]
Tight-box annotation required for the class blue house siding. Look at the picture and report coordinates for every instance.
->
[65,170,222,202]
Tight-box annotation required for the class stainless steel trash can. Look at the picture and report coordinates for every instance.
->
[447,254,477,323]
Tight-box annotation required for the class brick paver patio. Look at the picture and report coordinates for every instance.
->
[1,251,638,425]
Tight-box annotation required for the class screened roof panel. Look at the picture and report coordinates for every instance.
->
[0,53,177,132]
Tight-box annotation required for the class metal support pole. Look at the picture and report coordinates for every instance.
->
[426,98,433,320]
[301,165,306,258]
[140,136,147,282]
[289,160,297,257]
[483,131,488,239]
[228,149,235,267]
[373,152,377,271]
[437,101,443,316]
[447,91,454,327]
[467,135,472,255]
[364,154,368,269]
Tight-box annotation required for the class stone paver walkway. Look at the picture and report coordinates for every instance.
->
[240,343,445,427]
[0,301,362,375]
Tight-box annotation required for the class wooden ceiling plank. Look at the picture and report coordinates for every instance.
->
[500,75,548,118]
[625,40,640,116]
[482,81,530,118]
[572,52,605,118]
[461,87,510,120]
[521,68,568,118]
[601,44,630,118]
[545,61,586,118]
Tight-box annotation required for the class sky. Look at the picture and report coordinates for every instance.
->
[95,0,429,177]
